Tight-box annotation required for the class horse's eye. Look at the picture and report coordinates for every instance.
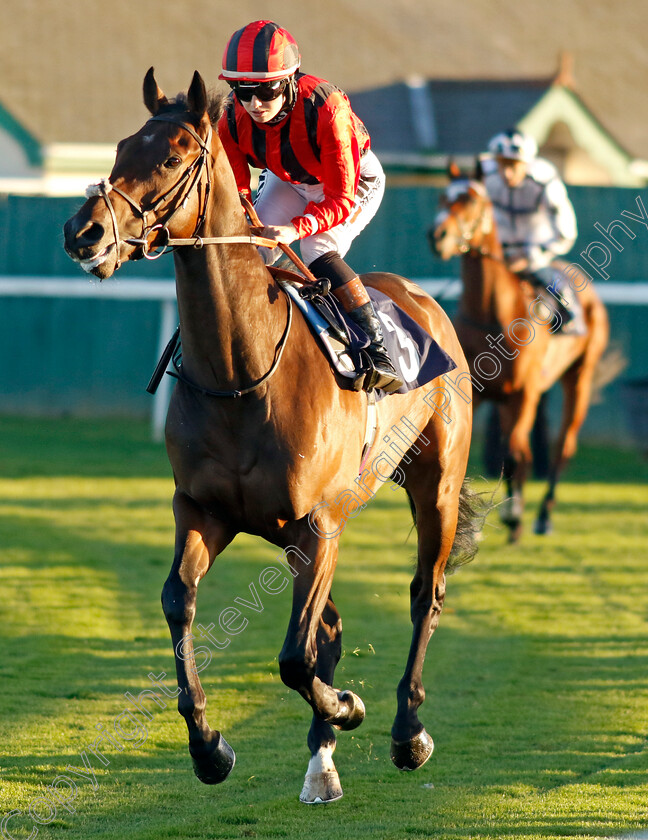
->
[164,156,182,169]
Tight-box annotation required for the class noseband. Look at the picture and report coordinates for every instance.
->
[450,201,488,255]
[443,195,503,262]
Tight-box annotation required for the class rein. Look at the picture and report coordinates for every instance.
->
[88,115,316,270]
[88,114,331,397]
[238,195,320,285]
[464,246,507,265]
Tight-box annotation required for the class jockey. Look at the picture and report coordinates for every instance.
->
[482,129,584,333]
[217,20,403,392]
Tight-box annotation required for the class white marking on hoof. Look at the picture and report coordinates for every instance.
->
[299,746,343,804]
[500,496,522,524]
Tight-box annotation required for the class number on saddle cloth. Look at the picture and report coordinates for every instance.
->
[367,290,456,397]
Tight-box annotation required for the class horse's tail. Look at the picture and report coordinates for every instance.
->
[591,343,627,404]
[405,478,492,574]
[446,479,491,573]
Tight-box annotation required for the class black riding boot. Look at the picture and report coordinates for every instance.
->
[347,302,404,393]
[307,253,405,393]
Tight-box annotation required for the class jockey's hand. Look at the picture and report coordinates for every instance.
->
[263,223,299,246]
[508,257,529,273]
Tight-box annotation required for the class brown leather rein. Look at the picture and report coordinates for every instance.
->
[88,114,324,397]
[88,114,320,283]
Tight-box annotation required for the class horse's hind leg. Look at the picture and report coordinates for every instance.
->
[499,392,536,543]
[391,459,461,771]
[535,361,594,534]
[278,529,365,801]
[300,595,344,804]
[162,490,236,784]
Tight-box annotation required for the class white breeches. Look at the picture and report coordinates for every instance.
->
[253,150,385,265]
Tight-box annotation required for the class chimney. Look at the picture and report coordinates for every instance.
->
[554,51,576,89]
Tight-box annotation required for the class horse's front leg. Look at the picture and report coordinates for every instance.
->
[390,481,453,772]
[300,596,344,804]
[161,490,236,784]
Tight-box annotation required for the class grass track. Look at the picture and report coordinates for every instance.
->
[0,417,647,840]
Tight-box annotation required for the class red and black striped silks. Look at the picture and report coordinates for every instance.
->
[217,74,371,238]
[220,20,301,82]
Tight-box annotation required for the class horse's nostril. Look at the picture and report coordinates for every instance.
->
[64,218,105,251]
[80,220,104,245]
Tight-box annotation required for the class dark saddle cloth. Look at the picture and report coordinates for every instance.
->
[279,280,456,399]
[522,263,586,335]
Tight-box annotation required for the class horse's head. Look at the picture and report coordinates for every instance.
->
[63,68,224,279]
[429,169,494,261]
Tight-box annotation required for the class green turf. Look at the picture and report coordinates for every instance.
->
[0,418,647,840]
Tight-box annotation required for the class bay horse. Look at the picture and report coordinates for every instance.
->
[431,174,609,541]
[63,69,478,803]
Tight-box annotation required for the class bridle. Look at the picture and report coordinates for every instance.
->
[442,187,506,264]
[443,192,488,256]
[454,204,488,255]
[86,113,305,399]
[86,113,278,269]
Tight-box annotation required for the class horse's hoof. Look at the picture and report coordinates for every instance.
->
[533,517,553,535]
[300,770,343,804]
[507,527,522,544]
[189,730,236,785]
[499,496,523,529]
[390,728,434,771]
[333,690,365,731]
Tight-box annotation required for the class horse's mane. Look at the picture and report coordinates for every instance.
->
[158,90,227,126]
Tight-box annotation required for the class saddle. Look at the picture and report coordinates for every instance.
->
[268,265,456,399]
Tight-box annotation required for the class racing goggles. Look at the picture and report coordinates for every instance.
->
[230,79,288,103]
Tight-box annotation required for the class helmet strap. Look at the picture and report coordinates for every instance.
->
[266,75,298,124]
[284,75,298,110]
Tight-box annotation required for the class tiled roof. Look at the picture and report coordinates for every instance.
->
[1,0,646,158]
[351,79,552,156]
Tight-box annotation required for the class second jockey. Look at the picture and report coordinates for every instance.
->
[482,129,584,334]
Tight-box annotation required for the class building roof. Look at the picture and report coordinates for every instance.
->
[351,78,553,157]
[0,102,41,167]
[349,71,642,185]
[1,0,646,158]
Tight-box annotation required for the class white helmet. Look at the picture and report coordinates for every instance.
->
[488,129,538,163]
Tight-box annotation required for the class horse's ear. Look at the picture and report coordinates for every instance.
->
[447,158,462,180]
[143,67,168,115]
[187,71,208,116]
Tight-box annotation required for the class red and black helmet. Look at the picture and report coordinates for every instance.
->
[220,20,301,82]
